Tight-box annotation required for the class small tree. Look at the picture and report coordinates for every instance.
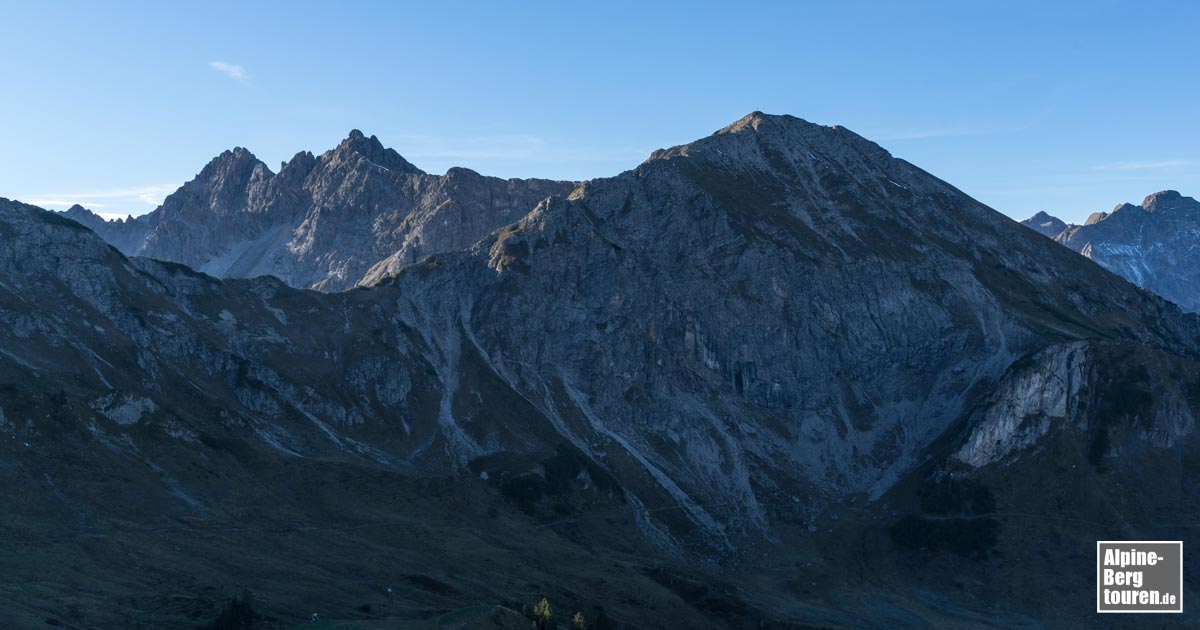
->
[571,611,587,629]
[532,597,553,630]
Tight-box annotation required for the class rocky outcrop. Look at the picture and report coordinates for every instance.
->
[955,342,1089,467]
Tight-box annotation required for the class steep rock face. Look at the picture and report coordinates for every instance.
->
[67,132,574,290]
[0,199,681,629]
[956,339,1197,468]
[1019,210,1068,238]
[0,198,433,463]
[954,341,1090,467]
[382,113,1198,545]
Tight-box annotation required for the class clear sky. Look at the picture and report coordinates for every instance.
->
[1,1,1196,224]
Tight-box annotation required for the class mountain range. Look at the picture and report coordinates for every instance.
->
[3,113,1199,628]
[1021,191,1200,313]
[64,130,573,290]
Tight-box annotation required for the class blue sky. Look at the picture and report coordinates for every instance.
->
[1,1,1196,223]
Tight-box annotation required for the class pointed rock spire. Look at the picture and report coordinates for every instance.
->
[333,130,424,175]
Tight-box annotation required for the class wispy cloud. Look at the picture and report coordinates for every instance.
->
[26,183,180,213]
[1091,160,1189,171]
[208,60,249,82]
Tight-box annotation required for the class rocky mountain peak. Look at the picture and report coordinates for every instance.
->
[1056,189,1200,312]
[57,203,116,233]
[63,203,97,219]
[646,111,892,176]
[1020,211,1068,238]
[200,146,267,177]
[714,110,775,135]
[276,150,318,187]
[332,129,424,175]
[443,165,482,178]
[711,111,879,150]
[1142,189,1195,213]
[162,146,272,216]
[280,150,316,171]
[704,111,838,148]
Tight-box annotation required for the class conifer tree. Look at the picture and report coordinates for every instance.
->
[532,597,553,630]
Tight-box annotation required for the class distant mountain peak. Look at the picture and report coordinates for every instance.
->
[222,146,258,161]
[1143,189,1193,213]
[196,146,270,181]
[1057,190,1200,312]
[1020,211,1068,238]
[333,129,424,175]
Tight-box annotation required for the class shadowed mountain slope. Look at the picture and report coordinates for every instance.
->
[5,113,1200,628]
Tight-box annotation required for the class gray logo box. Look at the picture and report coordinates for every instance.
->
[1096,541,1183,613]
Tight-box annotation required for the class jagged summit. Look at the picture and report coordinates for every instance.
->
[279,150,315,169]
[202,146,266,170]
[1079,192,1194,226]
[65,127,572,289]
[63,203,99,220]
[331,129,424,175]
